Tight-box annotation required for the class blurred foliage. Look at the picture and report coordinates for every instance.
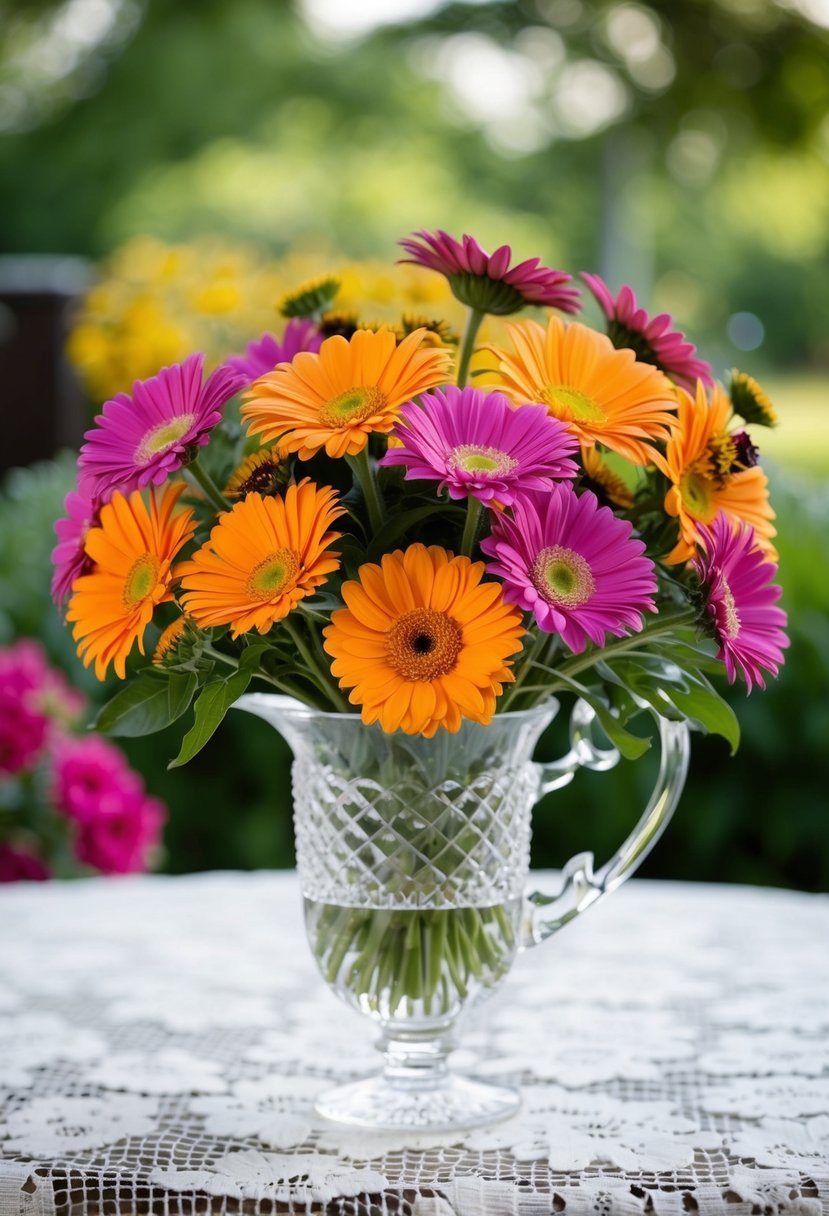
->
[1,454,826,889]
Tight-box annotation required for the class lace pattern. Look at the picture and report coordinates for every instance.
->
[0,872,827,1216]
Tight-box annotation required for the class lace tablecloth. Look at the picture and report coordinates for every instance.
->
[1,872,827,1216]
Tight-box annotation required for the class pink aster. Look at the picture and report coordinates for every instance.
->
[692,512,788,693]
[0,844,50,883]
[53,735,166,874]
[380,385,579,506]
[481,484,657,653]
[225,318,323,386]
[400,229,580,316]
[51,487,99,605]
[582,273,713,393]
[78,353,247,502]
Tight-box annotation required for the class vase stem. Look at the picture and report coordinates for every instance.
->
[380,1026,454,1089]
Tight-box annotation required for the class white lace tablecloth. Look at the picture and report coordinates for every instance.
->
[1,872,827,1216]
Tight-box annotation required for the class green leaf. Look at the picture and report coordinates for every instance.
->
[366,503,465,561]
[554,671,652,761]
[167,670,253,769]
[95,671,198,737]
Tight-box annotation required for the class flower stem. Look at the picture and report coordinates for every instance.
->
[460,497,483,558]
[551,607,699,685]
[283,617,350,712]
[186,458,231,514]
[456,307,484,388]
[347,447,385,535]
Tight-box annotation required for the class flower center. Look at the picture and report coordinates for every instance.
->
[531,545,595,608]
[448,443,518,477]
[246,548,300,601]
[540,385,607,425]
[235,460,281,497]
[123,553,160,609]
[318,386,386,429]
[707,433,738,484]
[719,577,741,641]
[135,413,195,463]
[680,471,715,519]
[386,608,463,681]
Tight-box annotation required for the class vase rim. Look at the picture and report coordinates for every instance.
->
[235,690,560,724]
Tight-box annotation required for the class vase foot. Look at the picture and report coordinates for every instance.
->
[314,1072,520,1132]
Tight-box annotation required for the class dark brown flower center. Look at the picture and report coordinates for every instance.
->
[386,608,463,681]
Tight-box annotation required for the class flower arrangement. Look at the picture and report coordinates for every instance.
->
[0,641,165,881]
[54,228,787,769]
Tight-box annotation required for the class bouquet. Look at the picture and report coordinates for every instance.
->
[52,227,787,769]
[0,640,165,881]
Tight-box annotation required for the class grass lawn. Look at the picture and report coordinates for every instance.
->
[760,375,829,478]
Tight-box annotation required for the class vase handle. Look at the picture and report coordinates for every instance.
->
[522,703,691,947]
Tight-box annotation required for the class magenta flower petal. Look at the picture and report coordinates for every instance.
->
[481,484,657,653]
[0,640,51,775]
[400,229,580,316]
[381,385,579,506]
[51,487,99,605]
[78,353,247,502]
[225,319,323,386]
[692,512,788,692]
[582,272,713,392]
[0,844,50,883]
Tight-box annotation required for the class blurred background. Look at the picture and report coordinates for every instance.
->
[1,0,827,889]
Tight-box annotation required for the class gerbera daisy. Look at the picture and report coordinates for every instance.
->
[729,369,778,427]
[579,445,635,510]
[582,273,713,392]
[225,319,322,386]
[692,513,788,692]
[400,229,580,316]
[380,385,578,506]
[178,481,344,637]
[658,382,776,565]
[481,484,657,653]
[279,275,340,319]
[489,315,678,467]
[224,446,290,500]
[51,488,99,605]
[78,354,246,502]
[241,328,452,460]
[323,544,524,737]
[152,616,190,667]
[66,485,196,680]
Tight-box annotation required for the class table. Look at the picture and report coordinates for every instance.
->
[1,872,827,1216]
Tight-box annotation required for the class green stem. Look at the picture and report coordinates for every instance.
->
[544,607,699,688]
[460,497,482,557]
[203,642,324,705]
[185,457,231,513]
[456,307,484,388]
[283,617,349,711]
[500,626,548,711]
[347,447,385,534]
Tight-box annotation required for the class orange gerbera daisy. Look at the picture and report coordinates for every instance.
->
[489,315,678,467]
[323,544,525,737]
[178,480,344,637]
[66,484,196,680]
[241,328,452,460]
[658,381,776,565]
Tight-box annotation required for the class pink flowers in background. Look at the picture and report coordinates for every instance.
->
[380,386,579,506]
[225,318,323,385]
[400,229,581,315]
[78,353,247,502]
[0,640,166,881]
[51,488,99,605]
[693,513,789,693]
[582,273,713,393]
[482,484,657,653]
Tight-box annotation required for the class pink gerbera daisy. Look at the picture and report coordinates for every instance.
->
[400,229,580,316]
[481,484,657,653]
[692,512,788,692]
[78,353,247,502]
[582,273,712,393]
[225,318,322,385]
[380,385,579,506]
[51,488,99,605]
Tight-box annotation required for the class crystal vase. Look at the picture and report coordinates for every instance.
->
[235,693,690,1132]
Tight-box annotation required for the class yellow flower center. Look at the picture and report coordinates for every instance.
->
[720,577,741,641]
[135,413,195,462]
[531,545,595,608]
[386,608,463,681]
[707,433,737,484]
[540,385,607,425]
[318,386,386,429]
[246,548,301,601]
[123,553,161,609]
[449,444,518,476]
[680,471,715,520]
